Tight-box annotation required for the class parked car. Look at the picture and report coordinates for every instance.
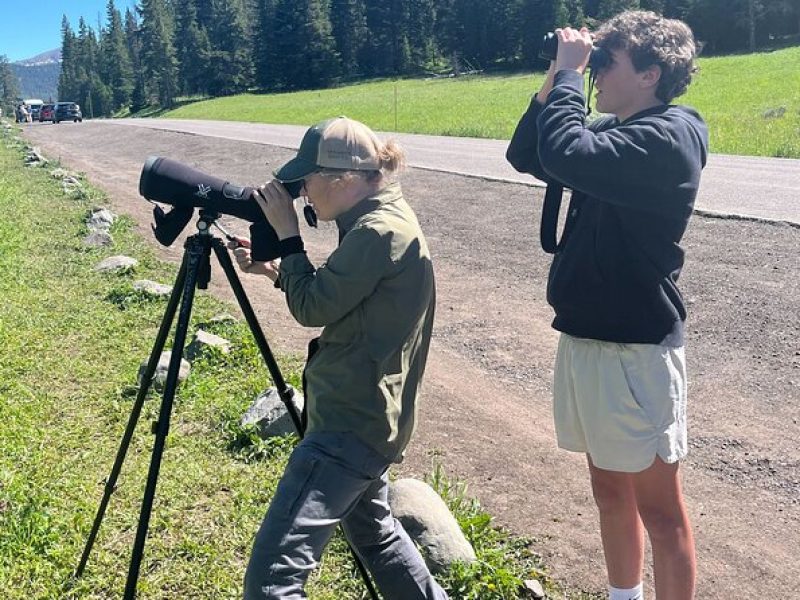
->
[25,99,43,121]
[54,102,83,123]
[39,103,55,122]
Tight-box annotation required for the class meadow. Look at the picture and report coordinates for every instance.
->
[164,46,800,159]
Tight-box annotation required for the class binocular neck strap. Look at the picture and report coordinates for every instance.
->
[585,68,598,116]
[540,184,583,254]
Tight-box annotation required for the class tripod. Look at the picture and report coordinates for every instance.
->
[75,210,379,599]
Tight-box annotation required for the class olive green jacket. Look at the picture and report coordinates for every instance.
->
[279,182,435,462]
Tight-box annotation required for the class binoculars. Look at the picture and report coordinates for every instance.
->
[539,32,611,71]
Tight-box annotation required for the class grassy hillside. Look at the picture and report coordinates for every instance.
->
[164,46,800,158]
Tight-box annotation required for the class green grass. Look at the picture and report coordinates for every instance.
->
[0,126,596,598]
[162,46,800,158]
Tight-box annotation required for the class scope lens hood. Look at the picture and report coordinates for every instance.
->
[140,155,163,198]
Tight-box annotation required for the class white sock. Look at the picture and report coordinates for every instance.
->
[608,583,643,600]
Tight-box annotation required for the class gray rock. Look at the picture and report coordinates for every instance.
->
[87,208,116,230]
[205,313,239,325]
[24,147,47,166]
[387,479,476,573]
[240,387,304,438]
[95,255,138,273]
[62,177,86,198]
[50,167,80,180]
[522,579,546,599]
[83,230,113,247]
[185,329,232,360]
[137,350,191,393]
[133,279,172,297]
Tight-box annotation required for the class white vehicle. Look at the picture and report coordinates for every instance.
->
[24,99,44,121]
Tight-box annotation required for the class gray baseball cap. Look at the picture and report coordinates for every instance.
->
[274,116,382,182]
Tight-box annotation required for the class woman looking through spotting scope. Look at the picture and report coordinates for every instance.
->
[229,116,447,600]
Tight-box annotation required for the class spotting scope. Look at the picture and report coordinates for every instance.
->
[139,156,303,261]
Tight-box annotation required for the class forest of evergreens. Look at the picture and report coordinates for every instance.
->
[1,0,799,118]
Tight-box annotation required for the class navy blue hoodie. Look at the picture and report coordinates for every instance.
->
[507,70,709,346]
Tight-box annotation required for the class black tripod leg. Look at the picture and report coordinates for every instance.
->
[123,239,206,600]
[75,254,189,579]
[212,240,380,600]
[212,241,302,432]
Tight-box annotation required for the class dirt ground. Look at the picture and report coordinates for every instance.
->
[20,122,800,598]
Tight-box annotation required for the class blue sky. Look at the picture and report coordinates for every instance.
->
[0,0,139,63]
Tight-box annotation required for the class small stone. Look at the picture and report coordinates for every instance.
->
[95,255,138,273]
[185,329,232,360]
[133,280,172,297]
[522,579,545,598]
[83,230,113,247]
[137,350,191,393]
[86,208,116,230]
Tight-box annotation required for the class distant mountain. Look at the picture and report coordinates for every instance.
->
[17,49,61,67]
[13,49,61,101]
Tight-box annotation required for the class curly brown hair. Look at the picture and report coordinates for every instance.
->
[595,10,698,103]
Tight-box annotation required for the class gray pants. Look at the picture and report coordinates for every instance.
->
[243,431,448,600]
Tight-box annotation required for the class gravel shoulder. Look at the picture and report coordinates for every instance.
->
[21,121,800,598]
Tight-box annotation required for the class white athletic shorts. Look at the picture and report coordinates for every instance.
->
[553,333,688,473]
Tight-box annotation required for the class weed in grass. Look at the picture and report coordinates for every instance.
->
[223,421,297,463]
[105,284,168,310]
[427,463,556,599]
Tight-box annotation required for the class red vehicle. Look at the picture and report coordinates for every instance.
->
[39,103,55,123]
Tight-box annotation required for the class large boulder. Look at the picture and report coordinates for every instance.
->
[388,478,476,573]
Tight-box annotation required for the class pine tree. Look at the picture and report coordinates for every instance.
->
[362,0,411,75]
[566,0,586,26]
[100,0,134,111]
[407,0,438,71]
[58,16,78,102]
[174,0,211,95]
[598,0,641,20]
[194,0,215,30]
[330,0,368,78]
[74,18,113,117]
[139,0,179,107]
[205,0,254,96]
[253,0,278,88]
[518,0,570,67]
[640,0,665,11]
[0,55,21,116]
[662,0,695,19]
[124,8,147,111]
[272,0,340,89]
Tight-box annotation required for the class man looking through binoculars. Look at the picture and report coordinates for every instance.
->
[507,11,708,600]
[229,116,446,600]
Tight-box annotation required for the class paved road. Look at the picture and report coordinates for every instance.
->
[112,118,800,225]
